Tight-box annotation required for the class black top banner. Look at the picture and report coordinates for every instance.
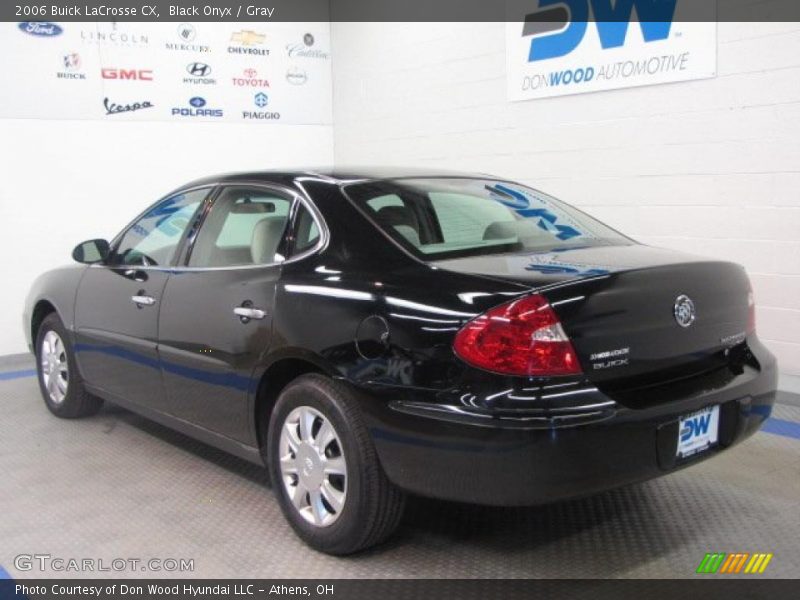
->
[3,0,800,22]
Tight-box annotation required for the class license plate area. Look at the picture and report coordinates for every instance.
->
[676,405,720,459]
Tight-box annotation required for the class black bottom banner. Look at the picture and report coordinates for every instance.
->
[1,579,798,600]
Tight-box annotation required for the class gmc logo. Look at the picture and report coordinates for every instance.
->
[101,68,154,81]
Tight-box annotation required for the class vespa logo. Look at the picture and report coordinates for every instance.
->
[522,0,677,62]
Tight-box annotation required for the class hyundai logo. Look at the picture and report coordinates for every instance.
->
[189,97,206,108]
[187,62,211,77]
[674,295,696,328]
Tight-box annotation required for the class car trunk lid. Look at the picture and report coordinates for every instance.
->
[434,244,752,389]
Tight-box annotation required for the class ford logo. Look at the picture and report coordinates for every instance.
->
[189,97,206,108]
[18,22,63,37]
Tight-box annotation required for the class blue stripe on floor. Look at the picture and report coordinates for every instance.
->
[0,369,35,381]
[762,417,800,440]
[0,366,799,441]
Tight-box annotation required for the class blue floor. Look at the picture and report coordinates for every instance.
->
[3,367,798,439]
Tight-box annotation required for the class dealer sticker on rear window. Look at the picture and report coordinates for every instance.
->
[677,405,720,458]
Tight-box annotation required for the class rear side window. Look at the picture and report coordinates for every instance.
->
[344,178,630,260]
[291,202,322,256]
[188,186,292,267]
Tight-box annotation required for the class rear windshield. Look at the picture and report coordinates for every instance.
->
[344,178,631,261]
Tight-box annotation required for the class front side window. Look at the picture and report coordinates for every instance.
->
[344,178,631,260]
[111,189,208,266]
[188,186,292,267]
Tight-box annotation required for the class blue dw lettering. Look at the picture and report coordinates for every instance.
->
[681,413,712,442]
[526,0,678,62]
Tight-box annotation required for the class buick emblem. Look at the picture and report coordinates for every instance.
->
[674,295,696,328]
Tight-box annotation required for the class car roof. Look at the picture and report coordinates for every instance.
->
[177,166,494,190]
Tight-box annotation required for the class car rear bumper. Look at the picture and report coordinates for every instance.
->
[356,346,778,506]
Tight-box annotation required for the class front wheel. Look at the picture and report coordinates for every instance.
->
[268,374,405,555]
[35,313,103,418]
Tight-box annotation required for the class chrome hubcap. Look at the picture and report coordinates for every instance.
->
[279,406,347,527]
[40,330,68,404]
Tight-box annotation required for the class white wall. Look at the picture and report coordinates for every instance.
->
[0,119,333,355]
[331,22,800,376]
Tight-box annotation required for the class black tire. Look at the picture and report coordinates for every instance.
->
[35,313,103,419]
[267,374,406,555]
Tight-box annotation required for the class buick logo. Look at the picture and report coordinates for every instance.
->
[674,295,696,328]
[63,53,81,69]
[187,62,210,77]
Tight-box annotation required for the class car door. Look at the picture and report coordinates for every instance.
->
[157,184,311,443]
[74,188,210,412]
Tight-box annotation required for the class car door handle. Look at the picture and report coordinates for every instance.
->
[233,307,266,321]
[131,295,156,307]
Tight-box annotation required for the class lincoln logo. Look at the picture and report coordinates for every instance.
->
[674,294,696,328]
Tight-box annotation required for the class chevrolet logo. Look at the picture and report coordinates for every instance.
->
[231,30,265,46]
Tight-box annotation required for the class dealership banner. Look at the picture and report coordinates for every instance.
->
[0,21,332,124]
[506,0,717,101]
[2,578,799,599]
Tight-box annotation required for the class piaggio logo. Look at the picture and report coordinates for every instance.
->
[696,553,773,575]
[522,0,677,62]
[101,68,153,81]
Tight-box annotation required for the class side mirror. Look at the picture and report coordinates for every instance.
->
[72,239,110,264]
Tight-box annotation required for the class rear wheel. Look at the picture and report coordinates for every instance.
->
[268,374,405,554]
[35,313,103,418]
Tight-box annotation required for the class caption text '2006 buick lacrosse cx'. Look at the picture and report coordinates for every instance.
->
[24,168,777,554]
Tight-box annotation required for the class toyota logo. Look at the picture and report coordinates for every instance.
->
[674,295,696,328]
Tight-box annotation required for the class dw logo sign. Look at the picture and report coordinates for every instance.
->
[524,0,677,62]
[506,0,717,101]
[680,412,712,442]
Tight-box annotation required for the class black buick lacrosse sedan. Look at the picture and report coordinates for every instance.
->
[24,168,777,554]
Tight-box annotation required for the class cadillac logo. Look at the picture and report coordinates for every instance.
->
[674,295,696,328]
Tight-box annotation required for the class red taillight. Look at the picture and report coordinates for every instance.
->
[747,285,756,333]
[453,294,582,377]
